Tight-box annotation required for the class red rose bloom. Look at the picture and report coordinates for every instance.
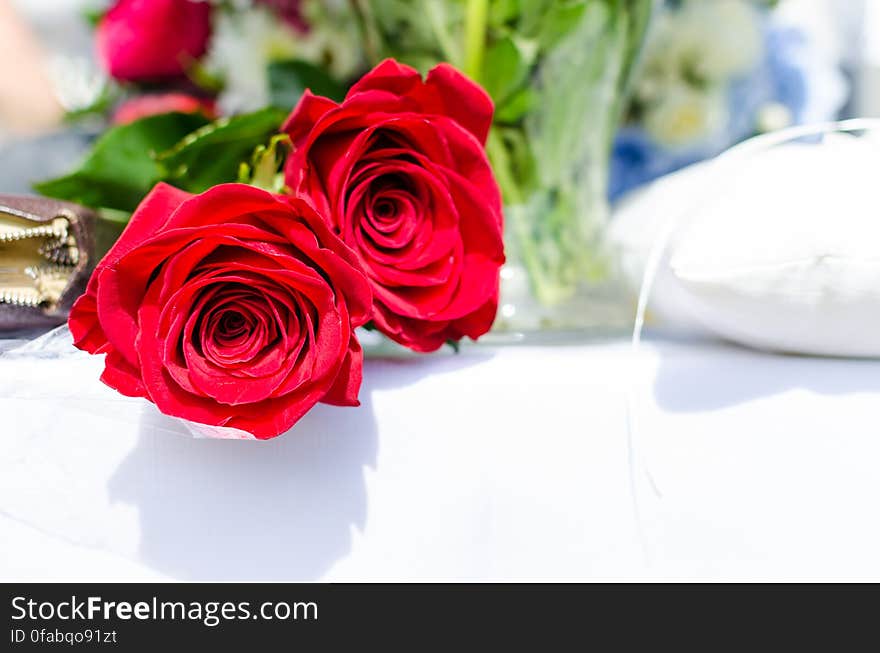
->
[112,93,216,125]
[283,59,505,352]
[68,183,372,439]
[97,0,212,82]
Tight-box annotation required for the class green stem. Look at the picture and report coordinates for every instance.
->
[463,0,489,82]
[349,0,380,65]
[248,134,290,192]
[485,128,522,205]
[426,0,459,67]
[487,129,572,305]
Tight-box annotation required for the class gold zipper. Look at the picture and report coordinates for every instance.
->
[0,213,79,309]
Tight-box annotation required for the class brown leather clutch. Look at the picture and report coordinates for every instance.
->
[0,195,95,331]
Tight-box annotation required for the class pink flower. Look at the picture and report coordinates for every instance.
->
[97,0,213,82]
[112,93,216,125]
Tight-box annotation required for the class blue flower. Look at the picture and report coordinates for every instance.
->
[609,127,707,201]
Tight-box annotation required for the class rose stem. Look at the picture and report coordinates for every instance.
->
[463,0,489,82]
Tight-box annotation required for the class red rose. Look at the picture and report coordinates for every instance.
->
[97,0,212,82]
[68,183,372,439]
[283,59,505,352]
[112,93,216,125]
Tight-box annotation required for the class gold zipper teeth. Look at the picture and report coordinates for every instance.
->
[0,216,76,308]
[0,289,42,307]
[25,264,71,277]
[39,237,79,266]
[0,226,67,243]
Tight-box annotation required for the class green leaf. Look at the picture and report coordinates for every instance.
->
[495,86,536,124]
[82,4,105,27]
[500,126,537,194]
[482,36,534,106]
[536,0,588,51]
[489,0,523,27]
[34,112,210,212]
[157,108,287,193]
[519,0,555,36]
[95,207,132,224]
[268,59,347,109]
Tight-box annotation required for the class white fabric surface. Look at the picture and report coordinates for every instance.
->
[2,333,880,581]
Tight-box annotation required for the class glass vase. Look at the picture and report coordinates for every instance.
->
[359,0,654,337]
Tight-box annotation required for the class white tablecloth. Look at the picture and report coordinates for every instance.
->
[2,332,880,581]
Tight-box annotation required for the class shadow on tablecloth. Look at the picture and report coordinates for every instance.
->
[652,340,880,412]
[108,392,379,581]
[107,350,494,580]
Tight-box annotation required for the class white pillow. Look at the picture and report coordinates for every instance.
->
[613,133,880,357]
[610,161,715,334]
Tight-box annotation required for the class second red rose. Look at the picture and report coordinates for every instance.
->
[283,59,505,352]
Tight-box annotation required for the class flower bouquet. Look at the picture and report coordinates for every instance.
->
[27,0,651,439]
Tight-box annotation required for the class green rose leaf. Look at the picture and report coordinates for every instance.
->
[268,59,347,109]
[494,85,536,124]
[156,107,287,193]
[482,35,535,106]
[34,112,211,213]
[489,0,524,27]
[536,0,588,51]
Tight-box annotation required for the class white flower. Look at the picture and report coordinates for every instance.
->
[684,0,762,79]
[205,1,363,115]
[756,102,794,133]
[46,54,107,113]
[205,6,300,114]
[641,0,763,89]
[643,84,728,147]
[296,0,363,79]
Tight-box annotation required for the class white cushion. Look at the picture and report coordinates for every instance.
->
[613,133,880,357]
[610,161,715,334]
